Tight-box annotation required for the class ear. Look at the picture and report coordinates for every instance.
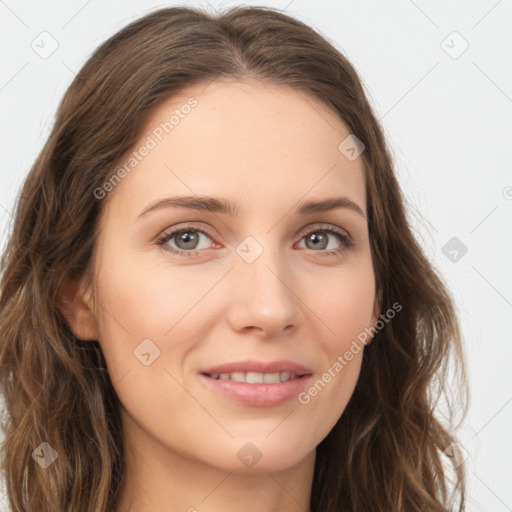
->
[57,272,99,341]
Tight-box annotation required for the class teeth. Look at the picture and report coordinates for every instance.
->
[246,372,264,384]
[280,371,290,382]
[231,372,245,382]
[208,371,298,383]
[263,372,280,383]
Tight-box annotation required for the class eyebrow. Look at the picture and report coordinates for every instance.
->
[136,195,366,219]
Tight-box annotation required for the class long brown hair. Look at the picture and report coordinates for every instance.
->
[0,5,469,511]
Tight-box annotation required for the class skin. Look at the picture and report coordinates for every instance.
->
[62,77,380,512]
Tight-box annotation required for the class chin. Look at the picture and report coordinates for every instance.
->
[207,436,314,474]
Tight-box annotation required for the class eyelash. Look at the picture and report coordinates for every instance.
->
[155,223,354,258]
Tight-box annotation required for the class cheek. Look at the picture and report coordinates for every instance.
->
[294,263,374,427]
[94,243,198,333]
[305,262,376,347]
[297,279,370,442]
[91,261,197,426]
[300,351,363,442]
[92,251,223,380]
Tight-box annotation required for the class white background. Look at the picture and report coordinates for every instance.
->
[0,1,511,510]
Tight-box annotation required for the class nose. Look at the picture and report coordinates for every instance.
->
[226,239,299,338]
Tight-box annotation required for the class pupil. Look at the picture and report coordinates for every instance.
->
[178,231,198,249]
[307,232,327,250]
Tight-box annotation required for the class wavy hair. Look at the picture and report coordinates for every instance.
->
[0,5,469,511]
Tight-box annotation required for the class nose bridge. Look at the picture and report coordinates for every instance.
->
[235,233,287,293]
[228,232,298,333]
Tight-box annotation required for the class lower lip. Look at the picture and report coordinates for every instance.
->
[199,373,313,407]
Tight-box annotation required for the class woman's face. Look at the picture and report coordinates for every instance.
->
[82,78,379,474]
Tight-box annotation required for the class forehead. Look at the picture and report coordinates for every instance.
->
[105,78,367,220]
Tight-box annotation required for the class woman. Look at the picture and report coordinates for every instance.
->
[0,5,468,511]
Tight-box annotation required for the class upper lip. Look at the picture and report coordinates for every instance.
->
[200,359,313,376]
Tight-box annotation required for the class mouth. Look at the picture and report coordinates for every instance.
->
[202,371,307,383]
[198,360,313,407]
[200,359,312,379]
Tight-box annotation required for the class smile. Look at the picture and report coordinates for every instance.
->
[206,371,299,383]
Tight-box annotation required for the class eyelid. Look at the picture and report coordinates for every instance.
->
[296,222,351,239]
[155,224,217,255]
[155,221,354,257]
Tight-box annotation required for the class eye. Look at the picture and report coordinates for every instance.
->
[296,224,354,256]
[155,225,215,257]
[155,223,354,257]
